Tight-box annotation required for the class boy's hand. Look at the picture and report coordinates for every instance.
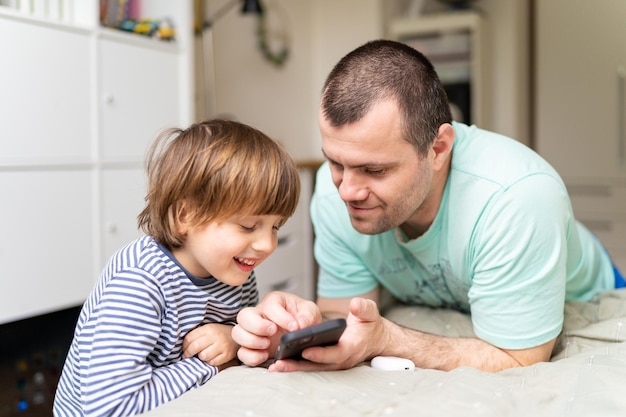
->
[183,323,239,367]
[232,291,322,366]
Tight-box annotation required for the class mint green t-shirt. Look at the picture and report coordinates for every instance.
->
[311,122,615,350]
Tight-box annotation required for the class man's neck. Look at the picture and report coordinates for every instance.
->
[400,158,451,241]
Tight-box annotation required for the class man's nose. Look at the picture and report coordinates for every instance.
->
[337,171,369,202]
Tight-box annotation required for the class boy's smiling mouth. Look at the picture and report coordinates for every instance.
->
[235,257,257,267]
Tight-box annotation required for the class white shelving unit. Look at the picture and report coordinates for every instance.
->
[387,11,490,128]
[0,0,317,323]
[0,1,195,324]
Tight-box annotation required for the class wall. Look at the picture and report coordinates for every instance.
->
[203,0,530,161]
[479,0,529,144]
[308,0,384,156]
[204,0,383,160]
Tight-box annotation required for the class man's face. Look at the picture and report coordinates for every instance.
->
[319,100,435,236]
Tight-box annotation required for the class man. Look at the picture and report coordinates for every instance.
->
[232,40,624,372]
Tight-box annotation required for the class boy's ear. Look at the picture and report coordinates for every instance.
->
[174,199,190,236]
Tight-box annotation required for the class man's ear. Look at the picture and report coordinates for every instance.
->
[431,123,454,170]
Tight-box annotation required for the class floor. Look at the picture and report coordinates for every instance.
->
[0,306,81,417]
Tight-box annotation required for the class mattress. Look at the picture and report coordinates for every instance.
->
[141,289,626,417]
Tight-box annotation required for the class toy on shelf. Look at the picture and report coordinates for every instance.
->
[117,18,175,41]
[100,0,175,41]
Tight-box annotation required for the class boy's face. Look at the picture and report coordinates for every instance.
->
[172,214,283,285]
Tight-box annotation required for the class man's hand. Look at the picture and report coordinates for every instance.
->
[267,296,557,373]
[232,291,322,366]
[183,323,238,367]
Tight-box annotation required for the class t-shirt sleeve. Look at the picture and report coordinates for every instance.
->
[311,164,379,298]
[468,174,571,349]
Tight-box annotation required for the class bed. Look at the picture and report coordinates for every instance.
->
[141,289,626,417]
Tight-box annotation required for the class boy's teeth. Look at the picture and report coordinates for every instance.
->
[236,257,255,266]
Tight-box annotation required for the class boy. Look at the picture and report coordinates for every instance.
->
[54,119,300,416]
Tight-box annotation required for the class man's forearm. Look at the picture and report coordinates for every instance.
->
[378,318,524,372]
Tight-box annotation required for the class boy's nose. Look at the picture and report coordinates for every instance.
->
[252,230,277,254]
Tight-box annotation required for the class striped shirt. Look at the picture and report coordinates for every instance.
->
[53,235,258,416]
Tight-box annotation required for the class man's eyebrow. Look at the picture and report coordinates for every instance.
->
[321,150,394,170]
[321,149,346,166]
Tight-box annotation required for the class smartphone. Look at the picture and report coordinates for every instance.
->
[275,318,347,360]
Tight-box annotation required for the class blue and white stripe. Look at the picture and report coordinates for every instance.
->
[53,235,258,416]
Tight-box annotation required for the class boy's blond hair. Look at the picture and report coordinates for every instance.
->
[138,119,301,249]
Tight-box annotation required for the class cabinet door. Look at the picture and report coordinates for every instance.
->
[568,183,626,273]
[100,168,146,267]
[0,19,91,162]
[535,0,626,179]
[0,171,94,324]
[99,38,181,162]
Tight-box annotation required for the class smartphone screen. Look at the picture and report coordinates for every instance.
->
[274,318,346,360]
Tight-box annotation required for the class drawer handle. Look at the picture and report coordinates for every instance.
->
[277,236,291,247]
[617,65,626,167]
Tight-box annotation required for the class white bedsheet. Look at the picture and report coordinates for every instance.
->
[141,289,626,417]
